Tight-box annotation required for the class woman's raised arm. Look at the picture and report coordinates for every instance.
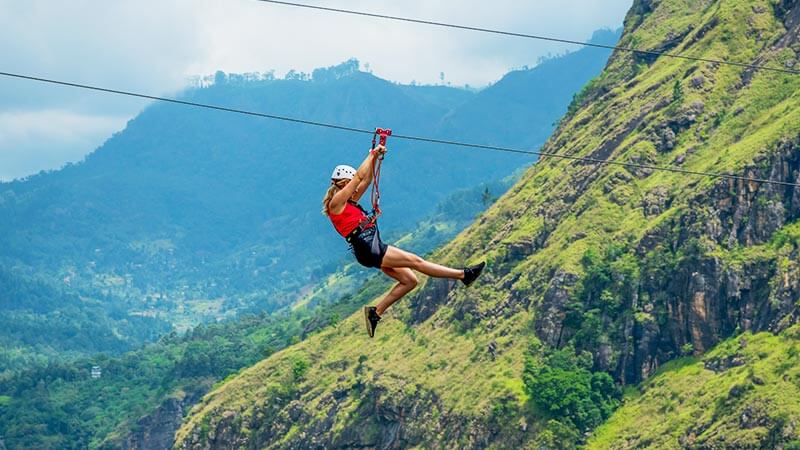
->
[352,145,386,202]
[329,146,386,214]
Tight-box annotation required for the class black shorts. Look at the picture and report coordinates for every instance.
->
[348,226,388,269]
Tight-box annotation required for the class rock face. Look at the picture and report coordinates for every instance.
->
[101,391,202,450]
[529,137,800,385]
[621,144,800,383]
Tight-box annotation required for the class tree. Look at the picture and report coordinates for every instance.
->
[672,79,684,104]
[523,348,621,444]
[214,71,227,85]
[481,187,492,206]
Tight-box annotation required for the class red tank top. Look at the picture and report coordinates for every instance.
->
[329,202,370,237]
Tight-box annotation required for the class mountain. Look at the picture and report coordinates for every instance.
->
[0,32,619,354]
[0,180,508,450]
[0,267,169,374]
[439,28,621,150]
[174,1,800,448]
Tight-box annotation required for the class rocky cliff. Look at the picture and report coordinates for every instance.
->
[101,390,205,450]
[174,0,800,448]
[588,324,800,449]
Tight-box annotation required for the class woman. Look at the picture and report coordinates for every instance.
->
[323,144,485,338]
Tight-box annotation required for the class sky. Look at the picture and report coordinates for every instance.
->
[0,0,632,181]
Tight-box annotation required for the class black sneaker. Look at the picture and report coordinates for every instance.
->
[364,306,382,338]
[461,261,486,287]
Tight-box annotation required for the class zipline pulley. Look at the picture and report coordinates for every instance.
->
[374,127,392,147]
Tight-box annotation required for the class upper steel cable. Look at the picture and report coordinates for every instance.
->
[254,0,800,76]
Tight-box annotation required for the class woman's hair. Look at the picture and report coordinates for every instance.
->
[321,183,339,216]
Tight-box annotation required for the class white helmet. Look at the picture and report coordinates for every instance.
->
[331,165,357,180]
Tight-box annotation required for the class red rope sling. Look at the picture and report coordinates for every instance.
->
[368,127,391,222]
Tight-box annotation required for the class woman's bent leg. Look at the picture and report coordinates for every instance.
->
[381,246,464,280]
[376,267,418,315]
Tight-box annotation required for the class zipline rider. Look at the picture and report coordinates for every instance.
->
[322,134,485,338]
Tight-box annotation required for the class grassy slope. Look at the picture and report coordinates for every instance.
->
[588,325,800,449]
[588,222,800,448]
[175,307,531,447]
[176,0,800,447]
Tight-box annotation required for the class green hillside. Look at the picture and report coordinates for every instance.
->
[0,179,505,450]
[175,0,800,448]
[0,267,168,374]
[589,325,800,449]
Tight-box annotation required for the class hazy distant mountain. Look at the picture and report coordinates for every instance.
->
[439,28,622,150]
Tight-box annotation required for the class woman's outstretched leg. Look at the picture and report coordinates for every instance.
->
[376,267,418,315]
[364,247,485,338]
[381,246,464,279]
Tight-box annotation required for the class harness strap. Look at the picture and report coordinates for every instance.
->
[369,127,391,222]
[370,151,382,220]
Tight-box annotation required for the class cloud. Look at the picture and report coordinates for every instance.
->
[0,0,632,180]
[188,0,632,86]
[0,0,204,111]
[0,110,130,181]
